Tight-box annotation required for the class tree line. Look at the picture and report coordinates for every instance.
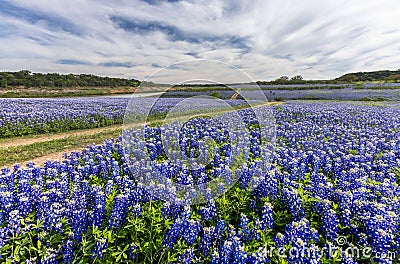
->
[2,69,399,89]
[0,70,140,88]
[258,70,400,85]
[335,69,400,82]
[256,75,326,85]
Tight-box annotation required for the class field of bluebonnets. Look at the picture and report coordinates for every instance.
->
[0,97,248,138]
[0,98,400,263]
[162,87,400,101]
[0,98,127,138]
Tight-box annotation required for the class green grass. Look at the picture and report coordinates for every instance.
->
[0,129,122,166]
[358,96,387,101]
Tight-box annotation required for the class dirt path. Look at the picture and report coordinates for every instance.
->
[15,147,84,167]
[0,124,123,148]
[3,148,82,168]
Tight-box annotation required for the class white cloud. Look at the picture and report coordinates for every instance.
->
[0,0,399,82]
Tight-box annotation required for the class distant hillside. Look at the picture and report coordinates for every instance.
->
[336,69,400,82]
[0,70,140,88]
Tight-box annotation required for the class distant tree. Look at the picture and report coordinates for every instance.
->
[16,70,31,77]
[1,79,6,88]
[291,75,303,81]
[273,96,284,101]
[340,74,359,82]
[210,91,220,98]
[276,76,289,82]
[0,73,15,88]
[388,74,400,82]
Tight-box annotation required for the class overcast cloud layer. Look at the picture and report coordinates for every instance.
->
[0,0,399,82]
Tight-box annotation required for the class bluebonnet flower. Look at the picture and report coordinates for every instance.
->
[219,236,247,264]
[92,189,105,228]
[7,210,22,234]
[71,208,88,242]
[340,208,352,226]
[365,213,397,260]
[162,201,182,219]
[322,208,338,241]
[215,219,226,244]
[62,237,74,264]
[108,194,128,229]
[41,248,58,264]
[92,238,107,259]
[237,166,252,189]
[210,249,221,264]
[180,205,191,220]
[281,218,319,246]
[0,190,14,216]
[249,199,257,212]
[0,97,129,138]
[131,202,142,216]
[163,205,200,249]
[199,200,217,221]
[17,195,32,218]
[246,248,270,264]
[281,187,305,220]
[357,232,368,246]
[259,202,273,230]
[274,233,285,248]
[163,218,183,249]
[238,213,253,243]
[178,248,195,264]
[46,202,64,232]
[341,253,358,264]
[200,226,216,256]
[105,180,114,195]
[128,242,138,261]
[181,219,201,245]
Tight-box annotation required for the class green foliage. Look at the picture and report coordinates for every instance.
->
[336,69,400,82]
[273,96,284,102]
[210,91,220,98]
[358,97,387,102]
[290,75,303,81]
[0,71,140,88]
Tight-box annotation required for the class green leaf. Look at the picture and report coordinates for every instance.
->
[14,245,21,261]
[107,231,113,242]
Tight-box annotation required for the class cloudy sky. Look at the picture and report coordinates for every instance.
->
[1,0,399,82]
